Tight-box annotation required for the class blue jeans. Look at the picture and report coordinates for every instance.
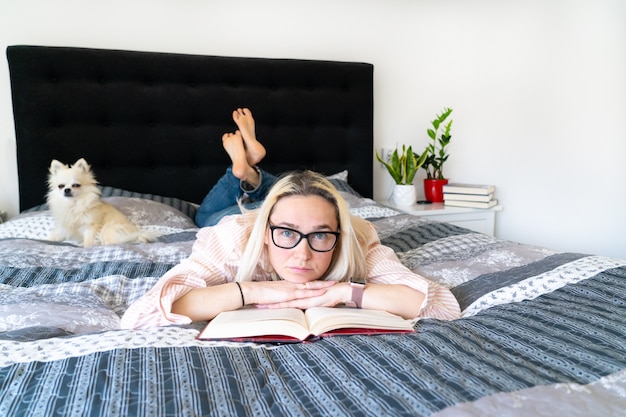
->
[195,167,277,227]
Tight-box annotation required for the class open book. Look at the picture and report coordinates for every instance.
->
[197,307,416,343]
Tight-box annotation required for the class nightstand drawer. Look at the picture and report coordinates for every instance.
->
[379,201,502,236]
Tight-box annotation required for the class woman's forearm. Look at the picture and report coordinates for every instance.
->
[171,283,244,321]
[360,283,425,319]
[171,280,334,321]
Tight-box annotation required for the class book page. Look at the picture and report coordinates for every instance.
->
[304,307,416,336]
[198,307,311,341]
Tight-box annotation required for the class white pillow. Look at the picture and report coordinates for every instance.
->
[325,170,349,182]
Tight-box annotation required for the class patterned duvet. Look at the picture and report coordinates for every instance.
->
[1,192,625,417]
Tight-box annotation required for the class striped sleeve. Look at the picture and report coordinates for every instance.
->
[121,216,252,329]
[363,224,461,320]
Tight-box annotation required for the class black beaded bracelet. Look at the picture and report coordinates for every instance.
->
[235,282,245,307]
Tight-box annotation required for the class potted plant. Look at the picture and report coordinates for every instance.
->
[376,145,428,205]
[417,108,453,202]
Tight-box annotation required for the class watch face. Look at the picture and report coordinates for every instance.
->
[350,277,366,285]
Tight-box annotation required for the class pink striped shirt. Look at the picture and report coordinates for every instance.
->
[121,214,460,329]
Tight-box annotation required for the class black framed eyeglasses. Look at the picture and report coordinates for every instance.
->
[269,225,340,252]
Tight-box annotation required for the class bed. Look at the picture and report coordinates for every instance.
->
[2,45,625,417]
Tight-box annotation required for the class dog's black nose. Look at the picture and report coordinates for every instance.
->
[64,188,73,196]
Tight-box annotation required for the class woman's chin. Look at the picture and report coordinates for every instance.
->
[282,273,318,284]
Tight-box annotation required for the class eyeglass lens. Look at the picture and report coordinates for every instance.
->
[270,226,338,252]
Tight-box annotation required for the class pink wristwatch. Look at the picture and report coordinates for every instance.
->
[345,277,366,308]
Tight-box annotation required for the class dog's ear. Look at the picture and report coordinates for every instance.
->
[49,160,67,174]
[73,158,91,172]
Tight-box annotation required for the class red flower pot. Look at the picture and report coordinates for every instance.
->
[424,179,449,203]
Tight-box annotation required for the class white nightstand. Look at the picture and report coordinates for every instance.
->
[379,200,502,236]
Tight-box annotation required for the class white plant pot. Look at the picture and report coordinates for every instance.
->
[391,184,417,206]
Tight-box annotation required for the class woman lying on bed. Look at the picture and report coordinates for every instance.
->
[121,109,460,329]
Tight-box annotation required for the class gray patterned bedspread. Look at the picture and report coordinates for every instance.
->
[0,195,625,417]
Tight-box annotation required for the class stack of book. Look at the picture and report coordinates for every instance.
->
[443,183,498,209]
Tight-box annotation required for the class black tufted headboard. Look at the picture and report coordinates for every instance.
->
[7,45,373,211]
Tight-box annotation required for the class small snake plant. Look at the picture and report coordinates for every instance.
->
[376,144,428,185]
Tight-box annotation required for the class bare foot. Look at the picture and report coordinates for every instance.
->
[222,132,260,186]
[232,108,266,166]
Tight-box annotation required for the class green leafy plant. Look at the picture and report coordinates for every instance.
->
[418,108,453,180]
[376,145,428,185]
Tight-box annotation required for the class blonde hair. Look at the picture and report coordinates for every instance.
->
[236,170,371,282]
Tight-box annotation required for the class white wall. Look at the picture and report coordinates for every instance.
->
[1,0,625,259]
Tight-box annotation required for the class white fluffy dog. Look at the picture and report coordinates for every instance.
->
[46,158,156,247]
